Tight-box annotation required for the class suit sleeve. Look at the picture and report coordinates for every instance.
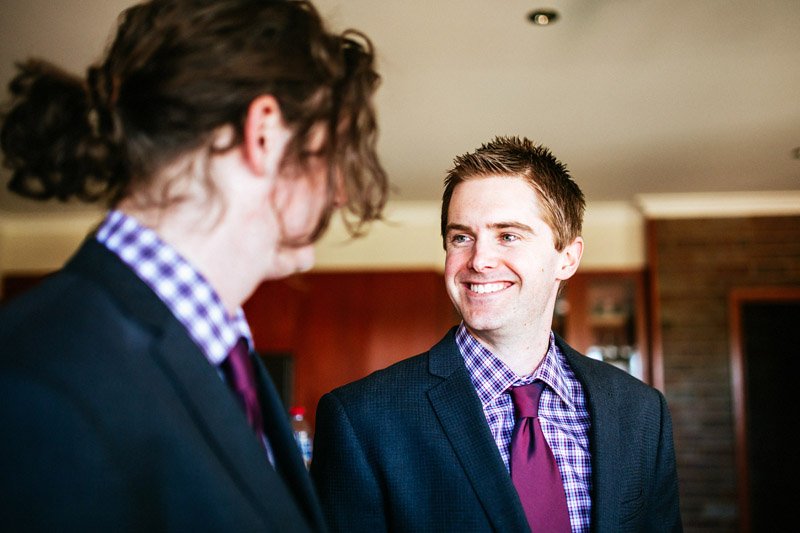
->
[310,392,387,533]
[0,372,139,531]
[644,391,683,532]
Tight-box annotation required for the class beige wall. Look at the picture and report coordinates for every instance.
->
[5,191,800,277]
[0,211,104,274]
[314,200,647,272]
[0,200,646,276]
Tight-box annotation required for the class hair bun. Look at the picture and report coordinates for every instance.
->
[1,60,121,202]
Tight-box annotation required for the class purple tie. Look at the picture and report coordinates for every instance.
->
[509,381,571,532]
[221,338,265,438]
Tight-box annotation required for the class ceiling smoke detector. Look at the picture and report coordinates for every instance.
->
[528,9,559,26]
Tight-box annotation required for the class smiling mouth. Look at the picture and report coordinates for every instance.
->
[467,282,509,294]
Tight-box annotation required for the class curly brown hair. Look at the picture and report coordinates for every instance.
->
[441,136,585,251]
[1,0,388,241]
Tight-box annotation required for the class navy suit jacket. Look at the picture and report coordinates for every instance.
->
[311,328,681,532]
[0,239,326,532]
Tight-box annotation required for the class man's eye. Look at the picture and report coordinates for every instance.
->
[451,234,469,244]
[501,234,519,242]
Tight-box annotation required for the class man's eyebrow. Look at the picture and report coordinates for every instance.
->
[488,221,534,233]
[444,223,472,233]
[444,221,535,233]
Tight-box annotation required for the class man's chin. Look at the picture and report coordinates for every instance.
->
[265,246,316,280]
[461,317,505,336]
[294,245,315,273]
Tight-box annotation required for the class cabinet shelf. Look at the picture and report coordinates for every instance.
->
[588,313,629,328]
[553,270,649,383]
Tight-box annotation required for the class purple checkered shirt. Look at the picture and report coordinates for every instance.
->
[95,210,253,367]
[456,323,592,532]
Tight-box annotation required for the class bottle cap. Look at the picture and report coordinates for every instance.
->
[289,406,306,417]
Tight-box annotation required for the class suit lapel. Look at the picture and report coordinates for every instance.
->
[560,340,623,531]
[65,240,312,528]
[426,330,530,532]
[153,323,284,517]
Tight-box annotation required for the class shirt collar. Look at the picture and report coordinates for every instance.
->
[456,322,576,412]
[95,210,252,365]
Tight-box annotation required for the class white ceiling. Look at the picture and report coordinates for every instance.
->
[2,0,799,213]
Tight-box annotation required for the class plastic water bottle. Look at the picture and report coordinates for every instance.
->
[289,406,313,469]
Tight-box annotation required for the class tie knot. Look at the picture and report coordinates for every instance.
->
[510,381,545,419]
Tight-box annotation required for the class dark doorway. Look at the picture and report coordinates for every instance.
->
[730,287,800,532]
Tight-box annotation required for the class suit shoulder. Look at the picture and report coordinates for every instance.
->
[1,271,94,344]
[0,269,153,372]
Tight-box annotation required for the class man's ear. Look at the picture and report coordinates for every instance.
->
[243,94,286,176]
[556,236,584,281]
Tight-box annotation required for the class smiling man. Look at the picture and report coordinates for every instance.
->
[311,136,682,533]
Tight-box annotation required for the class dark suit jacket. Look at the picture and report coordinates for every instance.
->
[311,328,681,532]
[0,239,326,532]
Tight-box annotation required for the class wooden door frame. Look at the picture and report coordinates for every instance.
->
[728,286,800,533]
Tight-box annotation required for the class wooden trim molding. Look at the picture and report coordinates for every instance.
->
[636,191,800,219]
[645,219,665,392]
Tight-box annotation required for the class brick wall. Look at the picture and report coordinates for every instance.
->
[649,216,800,532]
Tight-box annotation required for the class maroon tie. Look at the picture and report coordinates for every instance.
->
[509,381,571,532]
[221,338,265,438]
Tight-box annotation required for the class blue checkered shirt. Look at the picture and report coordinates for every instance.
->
[456,323,592,532]
[95,210,253,366]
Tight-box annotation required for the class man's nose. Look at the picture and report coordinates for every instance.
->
[468,238,499,272]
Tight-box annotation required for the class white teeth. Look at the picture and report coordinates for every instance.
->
[469,282,506,294]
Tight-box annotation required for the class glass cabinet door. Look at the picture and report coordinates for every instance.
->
[553,271,649,382]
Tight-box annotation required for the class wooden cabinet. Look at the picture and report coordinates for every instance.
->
[553,270,649,383]
[244,270,457,428]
